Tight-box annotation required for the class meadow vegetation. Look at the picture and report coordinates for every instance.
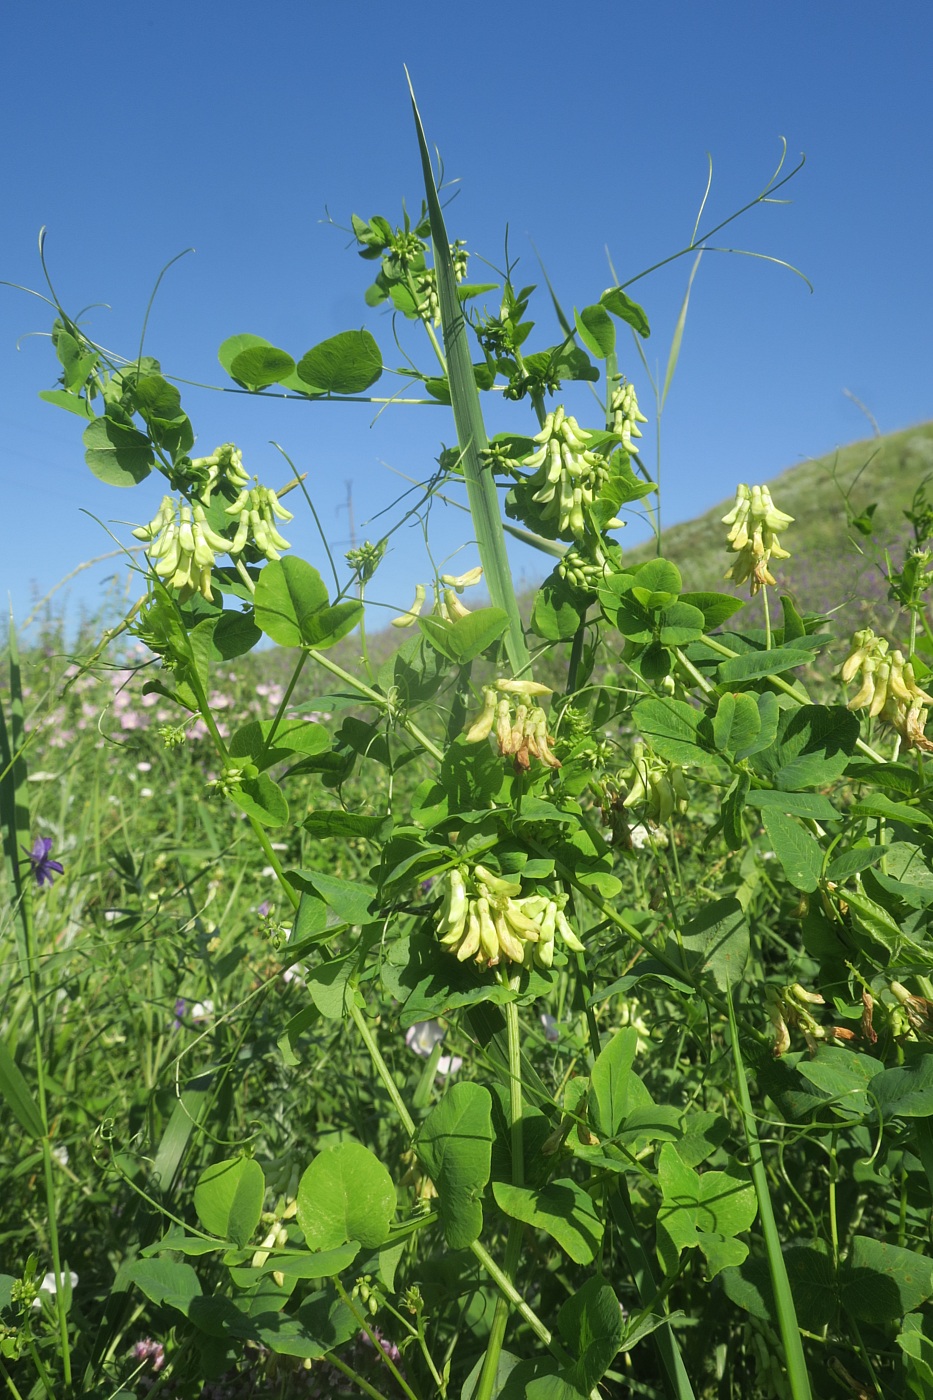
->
[4,91,933,1400]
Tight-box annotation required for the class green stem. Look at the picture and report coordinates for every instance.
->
[335,1278,423,1400]
[762,585,773,651]
[326,1346,399,1400]
[475,996,524,1400]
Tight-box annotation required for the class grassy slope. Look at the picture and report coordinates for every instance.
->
[618,418,933,634]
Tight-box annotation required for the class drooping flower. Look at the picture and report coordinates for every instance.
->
[722,483,794,595]
[23,836,64,888]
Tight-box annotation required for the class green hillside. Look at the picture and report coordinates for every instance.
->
[619,419,933,636]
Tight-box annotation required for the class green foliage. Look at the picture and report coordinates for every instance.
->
[6,87,933,1400]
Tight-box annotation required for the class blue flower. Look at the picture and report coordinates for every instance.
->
[23,837,64,888]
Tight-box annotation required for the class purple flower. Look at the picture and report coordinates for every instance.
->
[172,998,186,1031]
[23,837,64,888]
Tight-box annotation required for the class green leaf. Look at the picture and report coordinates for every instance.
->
[721,1244,837,1328]
[296,330,382,395]
[747,791,839,821]
[531,575,588,641]
[297,1143,396,1250]
[415,1082,493,1249]
[589,1027,642,1140]
[305,954,355,1020]
[761,810,823,892]
[229,718,330,770]
[797,1047,884,1119]
[841,1236,933,1323]
[871,1055,933,1120]
[657,1143,757,1278]
[657,601,706,646]
[721,772,751,850]
[632,696,718,770]
[254,557,361,650]
[711,692,761,757]
[229,345,295,390]
[253,1245,360,1280]
[680,591,743,630]
[716,647,814,683]
[417,607,509,663]
[39,387,94,418]
[292,870,375,925]
[194,1157,266,1247]
[219,333,275,379]
[678,897,750,992]
[754,705,860,791]
[600,286,651,337]
[492,1179,603,1265]
[574,304,615,360]
[557,1277,625,1394]
[228,773,288,828]
[302,811,388,839]
[407,76,529,677]
[824,846,887,882]
[125,1258,202,1312]
[83,415,154,486]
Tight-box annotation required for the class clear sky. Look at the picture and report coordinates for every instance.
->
[2,2,931,640]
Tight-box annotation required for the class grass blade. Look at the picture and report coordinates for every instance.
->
[406,72,531,678]
[727,988,813,1400]
[661,251,703,411]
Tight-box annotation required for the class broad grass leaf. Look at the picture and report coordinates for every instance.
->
[296,330,382,395]
[761,809,822,892]
[297,1143,396,1250]
[194,1157,265,1247]
[0,1041,44,1138]
[492,1179,603,1265]
[415,1082,493,1249]
[83,415,154,486]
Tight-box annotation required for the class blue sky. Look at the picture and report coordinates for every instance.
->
[2,2,931,640]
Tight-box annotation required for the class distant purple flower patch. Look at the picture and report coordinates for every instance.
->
[23,837,64,888]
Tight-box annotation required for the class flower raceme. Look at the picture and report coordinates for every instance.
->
[619,744,689,824]
[722,482,794,595]
[609,378,649,455]
[522,407,614,541]
[133,497,231,602]
[435,865,584,970]
[841,628,933,751]
[464,679,560,770]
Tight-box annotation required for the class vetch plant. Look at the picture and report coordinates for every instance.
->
[5,79,933,1400]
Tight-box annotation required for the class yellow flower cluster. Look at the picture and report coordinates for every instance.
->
[465,679,560,771]
[132,497,230,603]
[523,407,612,540]
[436,865,584,970]
[722,483,794,595]
[841,628,933,751]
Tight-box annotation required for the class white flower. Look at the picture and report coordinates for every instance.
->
[405,1021,462,1078]
[33,1271,78,1308]
[190,1000,214,1025]
[51,1144,69,1168]
[539,1013,560,1043]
